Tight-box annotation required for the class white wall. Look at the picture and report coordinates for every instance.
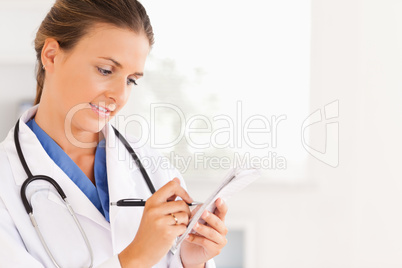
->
[353,0,402,267]
[1,0,402,267]
[189,0,402,267]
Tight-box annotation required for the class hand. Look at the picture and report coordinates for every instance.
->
[180,198,229,268]
[119,178,193,268]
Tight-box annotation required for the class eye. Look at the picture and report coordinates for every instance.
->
[97,67,112,76]
[127,78,138,86]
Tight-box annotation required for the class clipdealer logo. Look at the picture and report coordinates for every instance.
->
[301,100,339,167]
[63,100,340,171]
[117,101,288,172]
[63,101,289,172]
[132,151,287,174]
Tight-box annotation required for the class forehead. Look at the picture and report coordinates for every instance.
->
[65,23,150,68]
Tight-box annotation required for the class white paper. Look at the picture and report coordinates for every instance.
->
[170,167,261,254]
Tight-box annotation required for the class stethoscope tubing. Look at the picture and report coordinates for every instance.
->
[13,118,156,268]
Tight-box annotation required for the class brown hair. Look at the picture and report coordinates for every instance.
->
[34,0,154,105]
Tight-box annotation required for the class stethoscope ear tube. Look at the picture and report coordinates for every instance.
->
[15,119,93,267]
[15,120,68,215]
[111,126,156,194]
[14,118,150,268]
[14,120,33,178]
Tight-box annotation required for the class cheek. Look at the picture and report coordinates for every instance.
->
[58,68,105,103]
[56,68,85,98]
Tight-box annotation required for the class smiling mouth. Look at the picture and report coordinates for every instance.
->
[90,103,111,117]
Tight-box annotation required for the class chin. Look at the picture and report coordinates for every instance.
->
[70,117,107,134]
[85,119,108,133]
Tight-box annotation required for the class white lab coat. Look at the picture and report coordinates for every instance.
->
[0,105,215,268]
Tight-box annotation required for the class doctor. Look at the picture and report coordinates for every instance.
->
[0,0,228,267]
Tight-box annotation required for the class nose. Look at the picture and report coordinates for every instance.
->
[105,78,131,107]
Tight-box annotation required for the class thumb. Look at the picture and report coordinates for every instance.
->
[167,177,183,202]
[190,204,202,218]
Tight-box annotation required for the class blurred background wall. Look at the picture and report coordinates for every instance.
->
[0,0,401,267]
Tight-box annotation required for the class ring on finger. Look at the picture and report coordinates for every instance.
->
[171,213,179,225]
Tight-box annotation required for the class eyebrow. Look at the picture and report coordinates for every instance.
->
[99,57,144,77]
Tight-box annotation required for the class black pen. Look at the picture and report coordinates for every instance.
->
[110,198,202,207]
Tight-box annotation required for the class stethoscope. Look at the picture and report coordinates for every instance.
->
[14,119,156,268]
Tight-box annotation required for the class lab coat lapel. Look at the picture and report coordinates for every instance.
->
[103,123,139,253]
[6,105,110,231]
[103,123,135,206]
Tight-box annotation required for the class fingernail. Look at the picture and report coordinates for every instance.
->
[202,210,209,218]
[218,198,224,206]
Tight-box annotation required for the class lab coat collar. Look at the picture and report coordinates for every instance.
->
[5,105,136,234]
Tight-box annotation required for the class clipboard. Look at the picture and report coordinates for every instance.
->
[170,167,261,254]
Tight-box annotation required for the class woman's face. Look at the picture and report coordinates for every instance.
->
[45,23,150,135]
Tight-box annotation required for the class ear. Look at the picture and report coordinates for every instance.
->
[41,38,60,73]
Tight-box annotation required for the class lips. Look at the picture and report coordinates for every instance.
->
[90,103,112,117]
[90,103,109,112]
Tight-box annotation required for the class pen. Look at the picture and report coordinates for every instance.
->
[110,198,202,207]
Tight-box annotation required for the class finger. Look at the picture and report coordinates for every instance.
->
[214,198,228,222]
[154,217,187,238]
[202,211,228,236]
[162,200,191,217]
[167,211,189,226]
[153,178,193,204]
[186,232,227,252]
[171,224,188,237]
[201,210,228,236]
[167,194,177,202]
[167,178,181,201]
[193,222,227,245]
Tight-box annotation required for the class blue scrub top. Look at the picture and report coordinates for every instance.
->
[26,118,110,222]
